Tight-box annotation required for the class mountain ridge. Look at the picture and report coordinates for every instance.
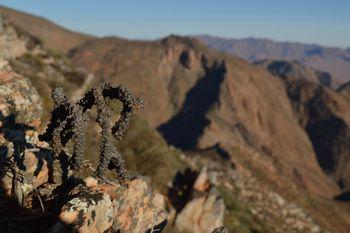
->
[0,5,94,52]
[197,34,349,50]
[197,34,350,85]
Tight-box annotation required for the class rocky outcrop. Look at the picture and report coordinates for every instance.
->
[0,6,94,52]
[0,61,42,125]
[0,14,29,60]
[0,132,52,205]
[0,64,48,206]
[50,177,167,233]
[175,194,225,233]
[174,167,225,233]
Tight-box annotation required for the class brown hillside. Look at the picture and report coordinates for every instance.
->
[337,81,350,103]
[0,5,94,52]
[288,80,350,190]
[69,35,340,199]
[257,60,350,191]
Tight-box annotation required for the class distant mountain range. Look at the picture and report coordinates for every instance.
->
[197,35,350,85]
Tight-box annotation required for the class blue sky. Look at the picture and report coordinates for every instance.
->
[0,0,349,48]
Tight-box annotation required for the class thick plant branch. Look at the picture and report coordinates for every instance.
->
[39,83,143,185]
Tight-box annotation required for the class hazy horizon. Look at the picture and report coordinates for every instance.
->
[0,0,349,48]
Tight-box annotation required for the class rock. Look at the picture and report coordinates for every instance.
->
[0,63,42,126]
[0,66,50,205]
[194,166,210,192]
[50,177,168,233]
[271,192,286,207]
[83,176,98,188]
[311,225,321,233]
[0,136,52,200]
[0,15,29,60]
[175,188,225,233]
[170,166,225,233]
[211,226,230,233]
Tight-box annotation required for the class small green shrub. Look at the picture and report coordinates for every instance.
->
[219,187,275,233]
[120,116,185,193]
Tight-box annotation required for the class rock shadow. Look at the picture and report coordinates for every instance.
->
[158,60,227,150]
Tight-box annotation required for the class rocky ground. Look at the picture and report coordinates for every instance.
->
[177,152,329,233]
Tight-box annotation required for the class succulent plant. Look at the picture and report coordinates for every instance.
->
[39,83,143,185]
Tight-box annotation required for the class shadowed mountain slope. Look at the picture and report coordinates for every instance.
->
[158,60,227,149]
[255,59,332,87]
[337,81,350,103]
[257,60,350,191]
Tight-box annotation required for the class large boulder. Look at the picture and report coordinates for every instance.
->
[50,177,168,233]
[0,61,42,126]
[174,167,225,233]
